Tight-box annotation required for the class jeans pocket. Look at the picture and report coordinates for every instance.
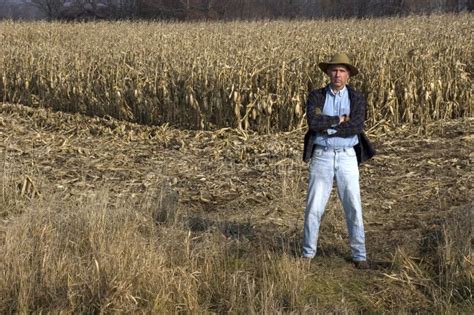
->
[310,149,324,165]
[313,148,324,157]
[345,148,356,157]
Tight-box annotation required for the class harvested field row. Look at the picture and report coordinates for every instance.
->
[1,103,472,235]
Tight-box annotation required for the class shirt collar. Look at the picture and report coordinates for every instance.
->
[327,84,347,97]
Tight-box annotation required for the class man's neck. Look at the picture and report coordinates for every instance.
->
[329,84,346,93]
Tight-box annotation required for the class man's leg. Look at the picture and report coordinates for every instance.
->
[335,148,367,261]
[302,149,334,258]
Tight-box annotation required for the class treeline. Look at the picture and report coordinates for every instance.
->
[137,0,473,20]
[1,0,472,20]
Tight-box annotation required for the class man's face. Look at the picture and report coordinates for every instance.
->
[327,65,350,90]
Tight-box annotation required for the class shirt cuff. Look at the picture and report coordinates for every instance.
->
[327,128,337,135]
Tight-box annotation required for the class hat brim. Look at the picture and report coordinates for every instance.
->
[319,62,359,76]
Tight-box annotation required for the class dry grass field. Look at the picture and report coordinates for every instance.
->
[0,13,473,313]
[0,103,472,313]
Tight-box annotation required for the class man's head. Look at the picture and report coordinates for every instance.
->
[327,65,350,91]
[318,53,359,90]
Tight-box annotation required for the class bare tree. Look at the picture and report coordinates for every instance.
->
[108,0,137,18]
[21,0,469,20]
[0,0,9,19]
[179,0,189,10]
[26,0,67,19]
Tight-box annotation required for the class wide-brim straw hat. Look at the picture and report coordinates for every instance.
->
[318,53,359,76]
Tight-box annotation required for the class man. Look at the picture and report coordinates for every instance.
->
[302,53,374,269]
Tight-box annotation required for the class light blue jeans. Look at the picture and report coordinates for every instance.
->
[302,146,367,261]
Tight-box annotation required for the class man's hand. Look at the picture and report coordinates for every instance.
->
[339,115,350,124]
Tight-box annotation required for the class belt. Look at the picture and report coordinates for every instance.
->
[314,145,353,152]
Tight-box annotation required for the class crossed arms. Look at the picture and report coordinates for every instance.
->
[306,90,366,137]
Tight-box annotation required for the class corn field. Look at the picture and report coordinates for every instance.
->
[0,14,472,132]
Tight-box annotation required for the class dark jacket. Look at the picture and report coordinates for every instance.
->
[303,85,375,164]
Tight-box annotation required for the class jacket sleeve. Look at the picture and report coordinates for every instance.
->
[331,92,366,137]
[306,90,340,132]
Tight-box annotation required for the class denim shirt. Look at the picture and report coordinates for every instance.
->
[314,85,359,148]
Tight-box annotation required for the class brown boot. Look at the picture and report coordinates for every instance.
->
[353,260,369,270]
